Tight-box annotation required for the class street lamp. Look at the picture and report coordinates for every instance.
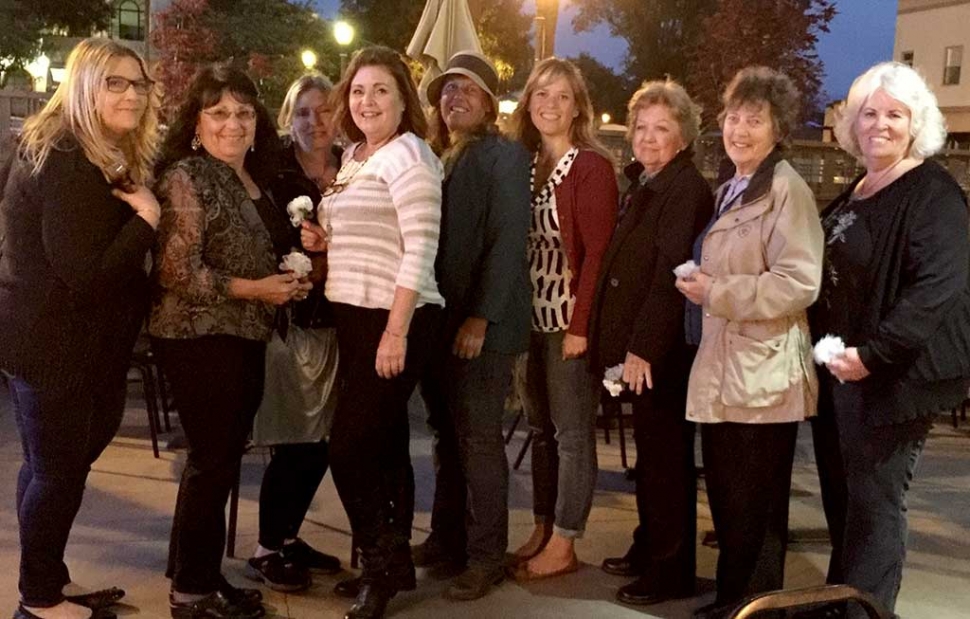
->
[301,49,317,71]
[601,112,611,125]
[333,20,355,77]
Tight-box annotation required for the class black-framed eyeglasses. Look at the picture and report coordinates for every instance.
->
[105,75,154,95]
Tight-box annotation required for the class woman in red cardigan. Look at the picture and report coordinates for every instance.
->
[507,57,618,580]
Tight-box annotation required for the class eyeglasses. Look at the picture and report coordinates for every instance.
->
[105,75,154,95]
[202,108,258,123]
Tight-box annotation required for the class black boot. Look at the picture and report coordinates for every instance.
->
[335,546,416,599]
[344,547,402,619]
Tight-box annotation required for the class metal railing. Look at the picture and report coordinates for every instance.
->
[0,90,49,137]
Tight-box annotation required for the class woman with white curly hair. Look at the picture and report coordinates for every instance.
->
[810,61,970,617]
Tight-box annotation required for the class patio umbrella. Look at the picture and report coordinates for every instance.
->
[406,0,483,105]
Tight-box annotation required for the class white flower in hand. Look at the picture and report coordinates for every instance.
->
[286,195,314,227]
[603,363,625,397]
[813,335,846,365]
[280,251,312,279]
[673,260,699,279]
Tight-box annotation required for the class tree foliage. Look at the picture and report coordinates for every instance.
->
[568,52,633,124]
[0,0,112,69]
[572,0,717,83]
[340,0,533,95]
[685,0,836,127]
[152,0,338,119]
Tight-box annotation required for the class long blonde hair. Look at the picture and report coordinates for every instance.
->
[20,38,159,185]
[508,57,612,161]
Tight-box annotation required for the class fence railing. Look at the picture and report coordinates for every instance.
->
[0,90,50,137]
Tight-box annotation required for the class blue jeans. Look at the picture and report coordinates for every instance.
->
[8,372,127,607]
[524,330,599,538]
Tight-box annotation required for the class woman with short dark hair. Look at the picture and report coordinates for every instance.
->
[675,66,824,619]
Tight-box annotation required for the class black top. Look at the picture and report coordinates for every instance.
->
[436,132,532,354]
[811,160,970,425]
[589,149,713,393]
[0,138,155,390]
[267,138,343,330]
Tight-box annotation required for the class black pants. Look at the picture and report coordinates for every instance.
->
[701,421,798,606]
[422,342,516,570]
[814,379,932,617]
[258,440,329,550]
[328,303,439,568]
[629,388,697,589]
[9,372,128,607]
[154,335,266,594]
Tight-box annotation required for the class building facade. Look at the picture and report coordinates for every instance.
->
[895,0,970,145]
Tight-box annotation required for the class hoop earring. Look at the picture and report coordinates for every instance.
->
[191,134,201,151]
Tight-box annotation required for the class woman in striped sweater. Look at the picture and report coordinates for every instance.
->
[300,46,443,619]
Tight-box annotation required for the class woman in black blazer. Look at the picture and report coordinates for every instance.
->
[0,38,160,619]
[588,80,713,606]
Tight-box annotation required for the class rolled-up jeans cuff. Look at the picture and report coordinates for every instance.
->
[553,525,583,540]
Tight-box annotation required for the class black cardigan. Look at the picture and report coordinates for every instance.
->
[814,160,970,424]
[0,139,156,390]
[588,149,714,388]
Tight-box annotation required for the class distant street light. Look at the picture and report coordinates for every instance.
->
[334,20,355,77]
[498,99,518,116]
[601,112,612,125]
[301,49,318,71]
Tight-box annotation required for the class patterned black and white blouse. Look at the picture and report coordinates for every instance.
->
[528,147,578,332]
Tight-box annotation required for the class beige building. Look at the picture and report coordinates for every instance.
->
[895,0,970,144]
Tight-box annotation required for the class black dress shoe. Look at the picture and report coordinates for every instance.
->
[15,605,116,619]
[64,587,126,610]
[601,555,644,577]
[344,582,395,619]
[169,591,265,619]
[616,576,694,606]
[217,578,263,606]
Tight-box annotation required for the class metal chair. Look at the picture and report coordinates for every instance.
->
[727,584,891,619]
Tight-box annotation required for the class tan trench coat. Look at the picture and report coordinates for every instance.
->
[686,159,824,424]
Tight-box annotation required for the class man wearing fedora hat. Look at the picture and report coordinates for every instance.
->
[414,50,532,601]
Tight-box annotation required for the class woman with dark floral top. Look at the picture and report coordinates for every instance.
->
[149,65,310,619]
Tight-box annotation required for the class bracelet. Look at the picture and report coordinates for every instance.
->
[384,329,407,338]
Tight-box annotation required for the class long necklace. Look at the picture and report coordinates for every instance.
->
[856,157,906,199]
[319,144,371,239]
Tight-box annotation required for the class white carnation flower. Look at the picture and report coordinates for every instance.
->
[603,363,625,397]
[813,335,846,365]
[280,251,312,279]
[673,260,700,279]
[286,195,314,227]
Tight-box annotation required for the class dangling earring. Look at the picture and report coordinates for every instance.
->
[191,134,201,151]
[250,143,255,153]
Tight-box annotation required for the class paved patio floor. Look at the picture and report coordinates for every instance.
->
[1,383,968,618]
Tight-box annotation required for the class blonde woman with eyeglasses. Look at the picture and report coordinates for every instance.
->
[0,38,160,619]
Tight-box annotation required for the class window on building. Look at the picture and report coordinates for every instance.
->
[944,46,962,85]
[901,51,914,67]
[117,1,144,41]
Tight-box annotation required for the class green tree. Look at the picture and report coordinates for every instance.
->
[153,0,338,116]
[685,0,836,128]
[477,0,533,93]
[568,52,633,124]
[0,0,112,70]
[338,0,425,50]
[572,0,717,83]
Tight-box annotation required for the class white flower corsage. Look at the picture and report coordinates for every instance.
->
[286,195,314,227]
[280,250,312,279]
[673,260,699,279]
[813,335,846,365]
[603,363,625,397]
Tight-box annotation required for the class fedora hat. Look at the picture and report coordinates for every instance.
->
[427,50,499,111]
